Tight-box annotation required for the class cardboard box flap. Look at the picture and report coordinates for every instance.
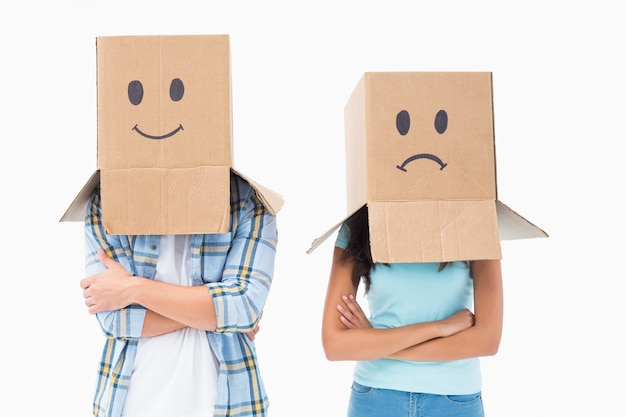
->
[306,200,547,260]
[101,166,231,235]
[306,201,501,262]
[496,200,548,240]
[305,213,353,255]
[60,168,283,227]
[232,168,284,215]
[59,170,100,222]
[368,200,501,263]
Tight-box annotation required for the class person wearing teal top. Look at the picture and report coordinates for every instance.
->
[322,206,503,417]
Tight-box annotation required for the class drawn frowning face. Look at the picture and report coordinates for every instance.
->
[346,72,496,205]
[395,108,449,172]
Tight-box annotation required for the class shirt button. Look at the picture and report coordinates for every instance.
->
[151,244,157,250]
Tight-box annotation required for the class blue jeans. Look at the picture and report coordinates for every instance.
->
[347,381,484,417]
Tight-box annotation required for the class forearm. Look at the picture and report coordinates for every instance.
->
[390,259,503,362]
[323,321,446,361]
[141,310,189,337]
[389,324,500,362]
[128,278,217,331]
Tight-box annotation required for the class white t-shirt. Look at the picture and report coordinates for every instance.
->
[122,235,219,417]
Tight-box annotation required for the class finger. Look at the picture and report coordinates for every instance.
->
[346,294,365,314]
[337,304,353,319]
[97,248,117,269]
[79,278,91,290]
[336,304,356,327]
[339,315,356,329]
[245,328,258,341]
[84,297,96,311]
[342,295,364,321]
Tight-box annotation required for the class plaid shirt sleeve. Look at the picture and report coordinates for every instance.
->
[84,188,147,340]
[206,175,278,333]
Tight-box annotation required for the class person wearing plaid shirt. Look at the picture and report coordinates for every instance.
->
[80,172,278,417]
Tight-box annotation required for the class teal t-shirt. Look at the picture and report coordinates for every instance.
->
[335,221,481,395]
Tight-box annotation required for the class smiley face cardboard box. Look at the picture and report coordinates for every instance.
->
[60,35,283,234]
[308,72,547,263]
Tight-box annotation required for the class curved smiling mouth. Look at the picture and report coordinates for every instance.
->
[132,124,184,140]
[396,153,447,172]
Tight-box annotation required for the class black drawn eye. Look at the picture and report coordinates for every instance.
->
[128,80,144,105]
[434,110,448,134]
[170,78,184,102]
[396,110,410,136]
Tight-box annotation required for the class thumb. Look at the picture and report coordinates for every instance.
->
[97,248,118,269]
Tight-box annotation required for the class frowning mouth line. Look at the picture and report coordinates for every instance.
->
[397,154,447,172]
[132,124,184,140]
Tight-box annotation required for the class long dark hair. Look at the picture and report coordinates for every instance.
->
[340,205,470,293]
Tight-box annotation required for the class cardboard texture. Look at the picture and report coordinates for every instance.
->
[307,72,547,263]
[60,35,283,234]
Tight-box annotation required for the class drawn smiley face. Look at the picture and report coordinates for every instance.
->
[97,35,232,172]
[128,78,185,140]
[395,108,448,172]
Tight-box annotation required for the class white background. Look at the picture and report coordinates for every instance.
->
[1,1,624,416]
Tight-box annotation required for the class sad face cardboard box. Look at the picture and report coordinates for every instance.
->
[60,34,282,234]
[308,72,547,263]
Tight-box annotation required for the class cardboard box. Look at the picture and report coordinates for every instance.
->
[60,35,282,234]
[307,72,547,263]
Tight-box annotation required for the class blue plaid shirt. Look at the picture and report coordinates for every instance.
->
[84,172,278,417]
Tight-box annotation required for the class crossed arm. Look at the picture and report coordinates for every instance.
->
[321,246,503,362]
[80,249,219,337]
[79,186,273,340]
[80,249,262,340]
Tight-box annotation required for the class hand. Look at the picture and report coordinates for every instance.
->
[337,294,372,329]
[439,308,475,337]
[246,311,263,341]
[80,248,136,314]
